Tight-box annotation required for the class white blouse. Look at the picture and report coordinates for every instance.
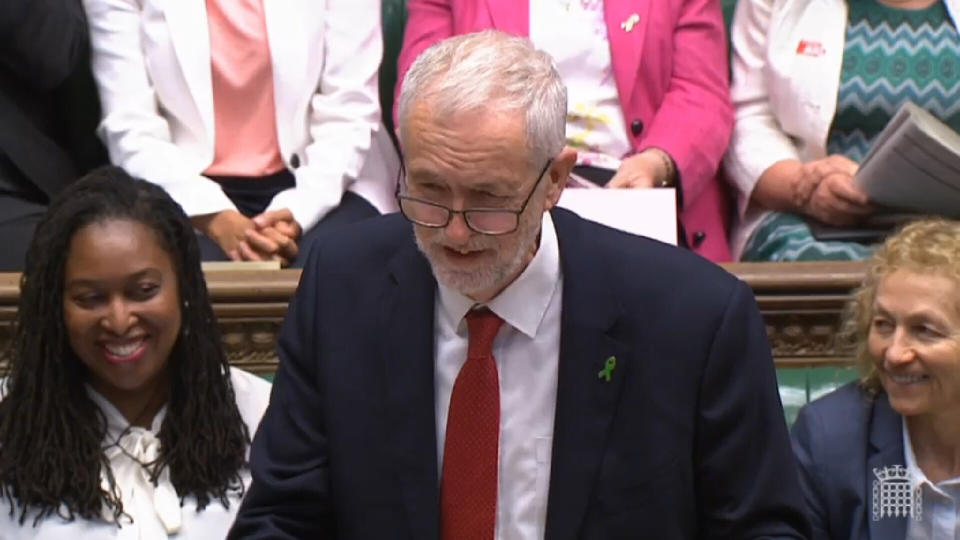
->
[0,368,272,540]
[903,420,960,540]
[529,0,632,170]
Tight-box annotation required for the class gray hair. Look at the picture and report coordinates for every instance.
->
[397,30,567,168]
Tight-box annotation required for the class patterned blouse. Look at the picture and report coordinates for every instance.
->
[827,0,960,161]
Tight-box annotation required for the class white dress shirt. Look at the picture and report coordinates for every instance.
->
[0,368,272,540]
[904,421,960,540]
[435,212,563,540]
[529,0,631,170]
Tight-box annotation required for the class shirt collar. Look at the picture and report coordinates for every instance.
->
[902,419,960,492]
[437,212,561,338]
[903,419,928,491]
[85,385,168,439]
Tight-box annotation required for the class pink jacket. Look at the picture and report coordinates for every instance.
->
[396,0,734,261]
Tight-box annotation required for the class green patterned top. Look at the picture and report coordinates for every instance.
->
[827,0,960,161]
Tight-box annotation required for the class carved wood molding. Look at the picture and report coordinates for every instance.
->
[733,261,866,367]
[0,262,867,374]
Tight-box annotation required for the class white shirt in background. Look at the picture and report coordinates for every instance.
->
[529,0,631,170]
[904,420,960,540]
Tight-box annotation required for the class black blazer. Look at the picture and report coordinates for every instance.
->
[0,0,105,202]
[230,209,810,539]
[791,383,908,540]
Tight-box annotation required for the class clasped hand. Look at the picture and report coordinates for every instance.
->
[192,209,302,267]
[798,155,875,226]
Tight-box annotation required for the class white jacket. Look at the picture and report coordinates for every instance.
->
[83,0,398,231]
[723,0,960,258]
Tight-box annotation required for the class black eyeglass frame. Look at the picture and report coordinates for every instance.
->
[395,158,554,236]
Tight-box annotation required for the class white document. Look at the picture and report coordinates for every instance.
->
[855,102,960,217]
[557,187,678,245]
[201,260,282,271]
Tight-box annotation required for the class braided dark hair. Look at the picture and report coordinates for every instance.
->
[0,166,250,525]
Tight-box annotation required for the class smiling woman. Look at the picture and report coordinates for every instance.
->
[790,218,960,539]
[62,219,183,426]
[865,271,960,418]
[0,166,272,539]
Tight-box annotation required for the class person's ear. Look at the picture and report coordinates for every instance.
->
[543,146,578,210]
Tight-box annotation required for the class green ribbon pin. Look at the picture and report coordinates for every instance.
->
[598,356,617,382]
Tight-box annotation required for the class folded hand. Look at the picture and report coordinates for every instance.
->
[800,156,874,226]
[239,209,302,266]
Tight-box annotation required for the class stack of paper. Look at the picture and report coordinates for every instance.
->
[855,101,960,217]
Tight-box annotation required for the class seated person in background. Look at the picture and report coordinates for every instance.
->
[229,31,809,539]
[0,166,272,538]
[396,0,735,261]
[0,0,107,271]
[725,0,960,261]
[792,218,960,539]
[82,0,398,268]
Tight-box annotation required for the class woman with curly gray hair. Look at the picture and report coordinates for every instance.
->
[791,218,960,539]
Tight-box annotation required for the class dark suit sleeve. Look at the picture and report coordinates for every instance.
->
[790,405,832,540]
[0,0,88,91]
[694,280,812,539]
[228,249,336,539]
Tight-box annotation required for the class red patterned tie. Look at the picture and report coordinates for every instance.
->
[441,308,504,540]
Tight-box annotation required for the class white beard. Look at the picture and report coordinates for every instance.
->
[414,211,542,299]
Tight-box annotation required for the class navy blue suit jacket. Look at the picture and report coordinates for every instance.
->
[0,0,106,202]
[791,383,908,540]
[230,209,810,539]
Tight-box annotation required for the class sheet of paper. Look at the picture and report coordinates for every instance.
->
[556,188,677,245]
[202,260,282,271]
[855,101,960,217]
[566,172,601,189]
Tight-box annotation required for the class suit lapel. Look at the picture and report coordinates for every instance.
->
[866,394,908,540]
[486,0,530,36]
[262,0,310,152]
[544,210,632,540]
[160,2,214,139]
[603,1,650,116]
[382,241,441,540]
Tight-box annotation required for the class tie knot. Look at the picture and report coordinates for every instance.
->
[465,308,503,359]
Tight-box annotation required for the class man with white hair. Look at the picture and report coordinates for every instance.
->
[230,31,810,539]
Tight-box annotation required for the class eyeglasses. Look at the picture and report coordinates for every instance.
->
[396,159,553,236]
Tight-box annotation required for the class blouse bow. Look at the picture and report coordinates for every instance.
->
[101,428,182,534]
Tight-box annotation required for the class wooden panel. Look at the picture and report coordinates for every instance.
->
[0,262,865,375]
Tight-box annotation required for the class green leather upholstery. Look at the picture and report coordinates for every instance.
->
[777,367,858,425]
[723,0,738,35]
[380,0,408,138]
